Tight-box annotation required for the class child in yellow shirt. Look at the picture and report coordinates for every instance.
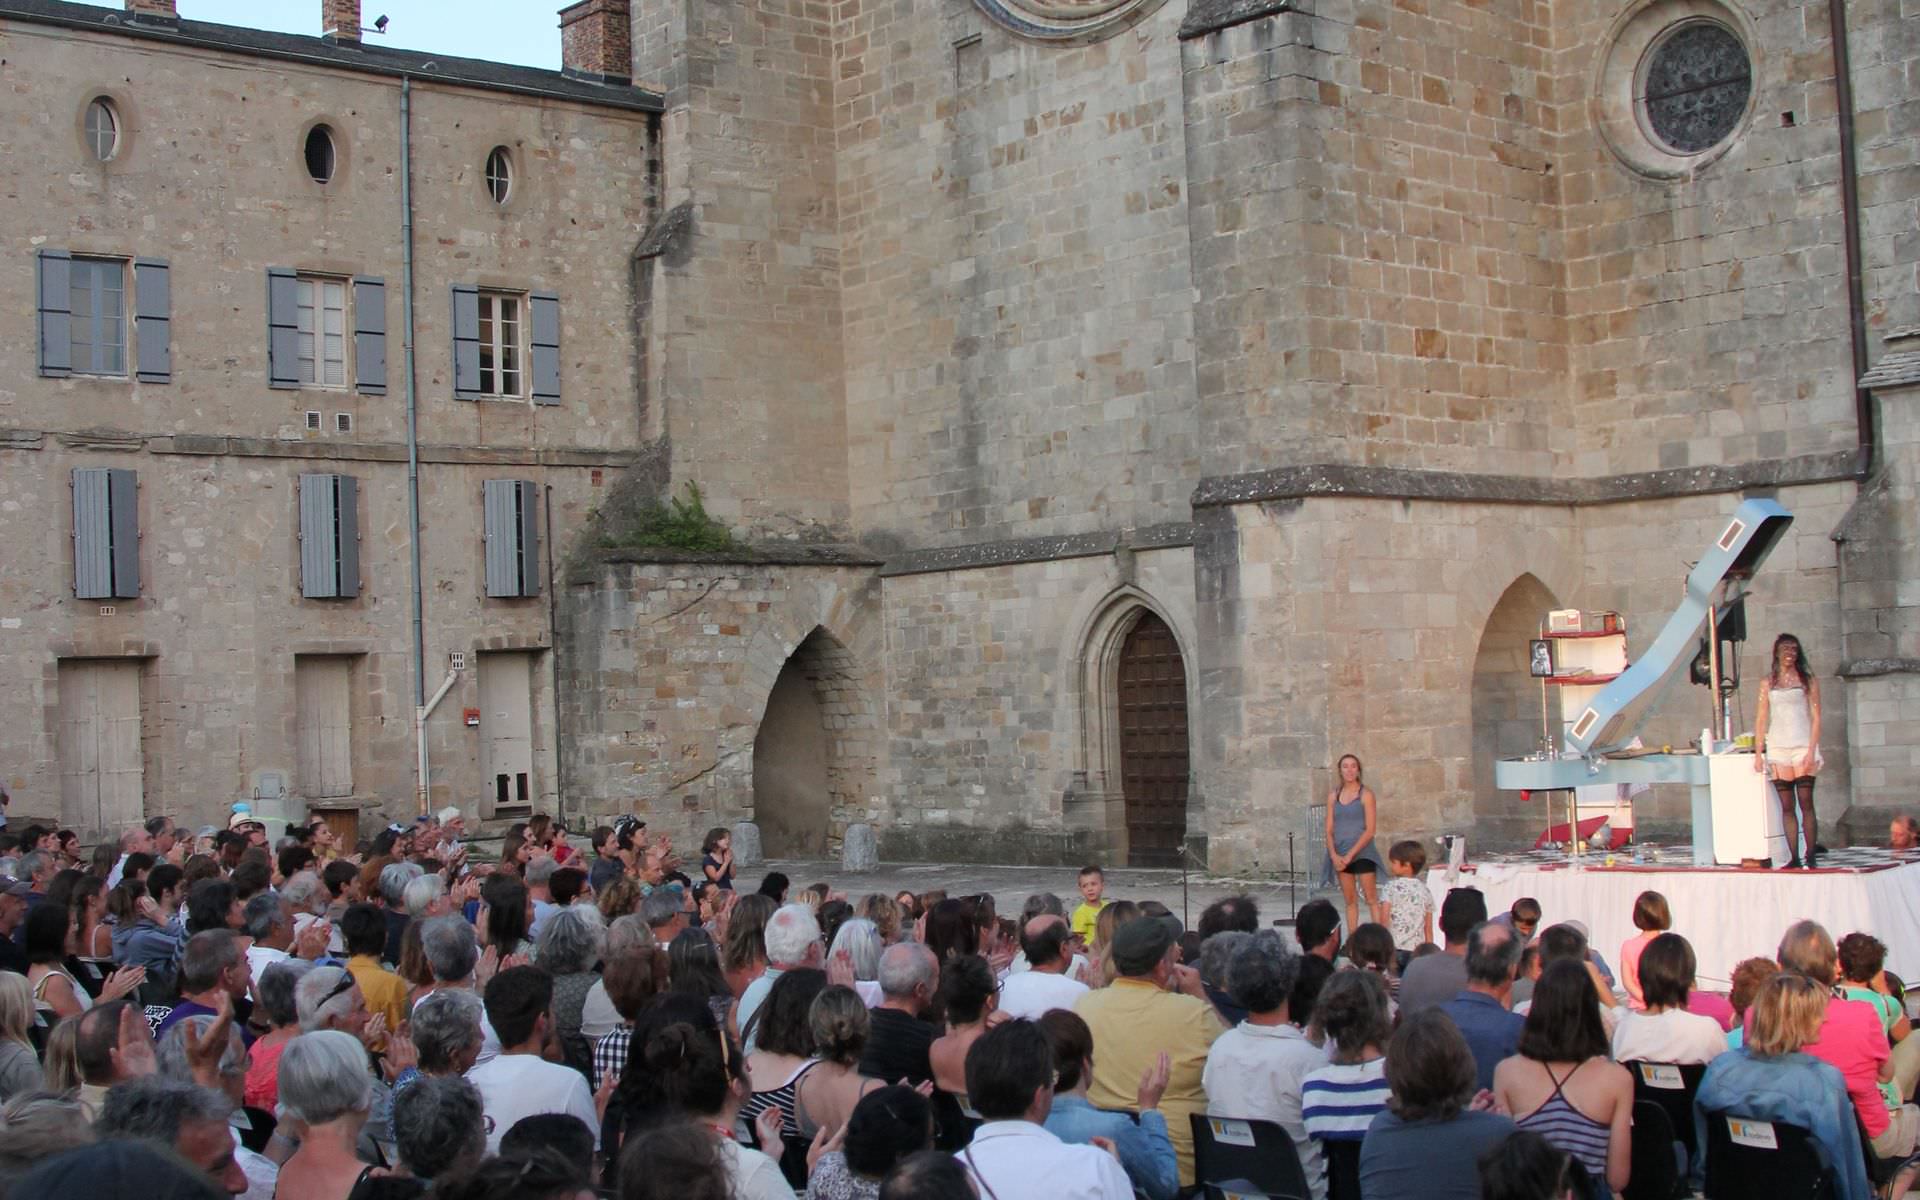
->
[1070,863,1108,942]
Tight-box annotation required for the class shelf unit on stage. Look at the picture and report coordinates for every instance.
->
[1540,618,1635,841]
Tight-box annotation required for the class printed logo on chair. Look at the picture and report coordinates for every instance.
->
[1208,1118,1257,1147]
[1641,1064,1685,1089]
[1727,1118,1779,1150]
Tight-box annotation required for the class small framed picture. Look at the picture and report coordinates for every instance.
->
[1529,639,1556,678]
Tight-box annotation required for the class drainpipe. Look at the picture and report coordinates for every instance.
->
[401,76,431,814]
[1828,0,1872,475]
[545,483,568,826]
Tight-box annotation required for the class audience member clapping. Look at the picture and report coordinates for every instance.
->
[98,1073,249,1195]
[956,1019,1131,1200]
[1037,1009,1177,1200]
[806,1084,935,1200]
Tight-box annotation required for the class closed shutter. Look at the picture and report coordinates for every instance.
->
[529,292,560,405]
[483,480,538,597]
[353,277,387,395]
[300,474,361,599]
[267,268,301,388]
[37,249,73,377]
[133,259,171,384]
[73,468,139,599]
[452,285,481,399]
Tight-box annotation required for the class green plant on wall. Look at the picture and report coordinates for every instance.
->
[601,482,739,552]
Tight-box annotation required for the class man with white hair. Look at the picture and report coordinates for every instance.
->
[641,887,687,950]
[859,942,940,1085]
[526,855,562,941]
[105,824,157,888]
[97,1075,249,1195]
[241,893,330,994]
[378,861,425,964]
[741,903,823,1052]
[413,914,502,1066]
[158,1015,279,1200]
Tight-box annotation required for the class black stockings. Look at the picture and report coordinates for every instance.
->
[1774,776,1817,864]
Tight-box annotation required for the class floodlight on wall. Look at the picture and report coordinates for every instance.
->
[372,15,389,33]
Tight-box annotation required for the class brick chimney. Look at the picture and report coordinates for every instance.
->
[558,0,632,83]
[322,0,361,42]
[124,0,178,18]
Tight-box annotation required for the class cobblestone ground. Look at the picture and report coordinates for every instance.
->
[748,859,1339,929]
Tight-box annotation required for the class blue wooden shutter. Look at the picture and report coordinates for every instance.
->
[353,277,386,395]
[134,259,171,383]
[516,481,541,595]
[37,249,73,378]
[267,268,300,388]
[529,292,560,405]
[452,285,481,399]
[336,475,360,598]
[72,468,111,598]
[108,468,140,598]
[483,480,516,595]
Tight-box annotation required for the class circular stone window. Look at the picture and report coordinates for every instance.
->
[85,97,120,162]
[305,124,337,184]
[971,0,1171,42]
[1639,21,1752,153]
[1591,0,1759,178]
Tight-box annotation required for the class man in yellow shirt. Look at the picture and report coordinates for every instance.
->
[341,902,409,1034]
[1069,864,1108,943]
[1073,913,1225,1186]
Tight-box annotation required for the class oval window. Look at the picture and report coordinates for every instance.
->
[485,146,513,205]
[305,125,337,184]
[85,98,120,162]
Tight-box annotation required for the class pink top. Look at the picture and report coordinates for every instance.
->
[1620,931,1659,1011]
[244,1037,287,1111]
[1804,995,1893,1137]
[1686,989,1737,1032]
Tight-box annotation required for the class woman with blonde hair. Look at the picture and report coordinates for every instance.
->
[796,985,886,1136]
[597,874,645,922]
[0,974,42,1100]
[1091,899,1141,988]
[1694,971,1882,1200]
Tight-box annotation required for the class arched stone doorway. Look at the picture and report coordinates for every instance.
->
[1116,611,1191,867]
[752,627,872,859]
[1470,574,1561,848]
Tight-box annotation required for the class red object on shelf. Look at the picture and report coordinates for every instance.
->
[1533,815,1632,851]
[1544,672,1625,686]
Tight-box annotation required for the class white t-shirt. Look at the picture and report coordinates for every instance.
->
[997,970,1090,1020]
[466,1052,599,1153]
[580,979,621,1040]
[1610,1006,1729,1066]
[245,945,289,996]
[720,1135,797,1200]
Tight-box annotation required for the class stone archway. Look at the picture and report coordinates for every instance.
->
[752,626,874,859]
[1470,574,1561,848]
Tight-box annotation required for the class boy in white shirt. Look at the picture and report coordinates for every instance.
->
[1377,840,1434,972]
[467,965,601,1154]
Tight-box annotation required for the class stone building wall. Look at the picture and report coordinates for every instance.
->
[0,13,655,836]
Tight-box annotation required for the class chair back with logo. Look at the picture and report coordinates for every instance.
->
[1701,1111,1834,1200]
[1188,1114,1311,1200]
[1626,1060,1707,1159]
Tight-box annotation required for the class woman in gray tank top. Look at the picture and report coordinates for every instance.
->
[1326,753,1387,934]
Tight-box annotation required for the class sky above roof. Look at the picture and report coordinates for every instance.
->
[69,0,562,69]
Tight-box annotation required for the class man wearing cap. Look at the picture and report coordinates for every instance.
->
[1073,912,1223,1187]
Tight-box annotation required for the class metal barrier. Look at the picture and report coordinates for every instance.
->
[1305,803,1327,886]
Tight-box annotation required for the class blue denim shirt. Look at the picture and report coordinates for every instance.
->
[1692,1048,1871,1200]
[1437,990,1523,1092]
[1044,1094,1180,1200]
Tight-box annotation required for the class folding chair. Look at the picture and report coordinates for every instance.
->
[1188,1114,1311,1200]
[1622,1099,1679,1200]
[1316,1137,1362,1200]
[1701,1110,1835,1200]
[1625,1060,1707,1166]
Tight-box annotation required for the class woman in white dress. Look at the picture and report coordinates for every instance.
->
[1753,633,1823,868]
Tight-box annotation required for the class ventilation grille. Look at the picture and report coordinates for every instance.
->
[335,413,353,434]
[305,410,323,431]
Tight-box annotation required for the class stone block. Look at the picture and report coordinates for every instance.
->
[841,822,878,873]
[732,821,764,868]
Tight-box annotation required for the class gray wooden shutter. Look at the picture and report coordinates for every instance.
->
[300,474,363,599]
[72,468,111,598]
[529,292,560,405]
[108,468,140,598]
[133,259,171,384]
[353,277,386,395]
[452,285,481,399]
[268,268,300,388]
[335,475,361,598]
[37,249,73,378]
[483,479,516,596]
[516,481,541,595]
[299,474,339,598]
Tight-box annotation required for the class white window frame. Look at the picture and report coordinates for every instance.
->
[70,256,129,377]
[485,147,513,205]
[295,275,349,388]
[85,98,120,162]
[477,290,525,398]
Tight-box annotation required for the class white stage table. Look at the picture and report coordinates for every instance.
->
[1426,855,1920,985]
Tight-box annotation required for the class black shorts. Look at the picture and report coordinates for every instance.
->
[1341,859,1377,875]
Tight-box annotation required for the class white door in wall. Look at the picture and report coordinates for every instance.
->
[296,656,355,799]
[478,651,535,818]
[57,659,145,837]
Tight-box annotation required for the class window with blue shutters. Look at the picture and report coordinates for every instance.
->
[299,474,361,599]
[39,252,170,382]
[72,468,140,599]
[482,480,540,598]
[454,285,558,404]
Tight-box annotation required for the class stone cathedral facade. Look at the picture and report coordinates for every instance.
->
[3,0,1916,868]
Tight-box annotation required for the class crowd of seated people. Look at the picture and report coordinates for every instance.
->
[3,811,1920,1200]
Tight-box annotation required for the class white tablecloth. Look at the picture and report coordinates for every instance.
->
[1426,860,1920,985]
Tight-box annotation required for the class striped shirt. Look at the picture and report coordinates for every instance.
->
[1301,1058,1390,1142]
[1513,1070,1611,1185]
